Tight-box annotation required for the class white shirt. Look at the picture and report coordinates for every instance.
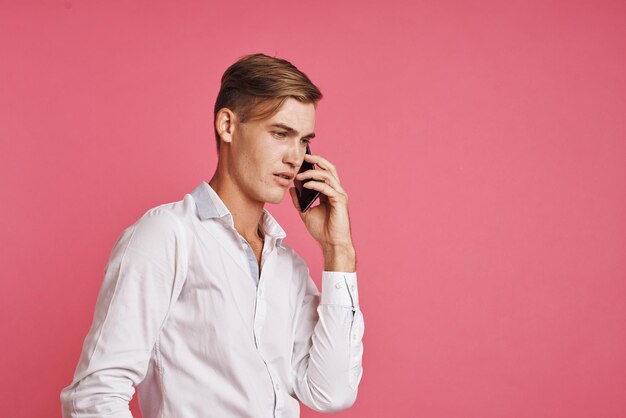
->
[60,180,364,418]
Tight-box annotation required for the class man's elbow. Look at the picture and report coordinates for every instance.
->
[327,390,358,412]
[310,386,358,413]
[60,382,133,418]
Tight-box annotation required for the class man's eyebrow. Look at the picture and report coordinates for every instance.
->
[270,123,316,139]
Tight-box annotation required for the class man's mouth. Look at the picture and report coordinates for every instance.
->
[274,171,295,180]
[274,173,293,187]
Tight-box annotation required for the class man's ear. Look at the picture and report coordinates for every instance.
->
[215,108,237,145]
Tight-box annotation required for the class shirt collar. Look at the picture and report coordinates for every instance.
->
[190,181,286,249]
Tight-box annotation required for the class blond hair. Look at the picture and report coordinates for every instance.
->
[213,53,323,152]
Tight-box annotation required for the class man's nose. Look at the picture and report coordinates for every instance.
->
[284,142,305,166]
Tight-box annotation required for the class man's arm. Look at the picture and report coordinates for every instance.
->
[290,247,364,412]
[287,152,364,411]
[60,209,188,418]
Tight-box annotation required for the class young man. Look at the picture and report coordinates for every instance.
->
[60,53,364,418]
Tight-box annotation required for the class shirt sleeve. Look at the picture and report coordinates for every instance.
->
[290,269,365,413]
[60,209,188,418]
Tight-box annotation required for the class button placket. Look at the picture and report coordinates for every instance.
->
[272,373,284,416]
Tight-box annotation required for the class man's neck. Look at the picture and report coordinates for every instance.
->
[208,176,264,243]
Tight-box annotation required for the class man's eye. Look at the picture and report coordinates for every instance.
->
[273,132,286,138]
[301,138,311,144]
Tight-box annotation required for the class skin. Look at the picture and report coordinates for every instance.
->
[209,97,356,272]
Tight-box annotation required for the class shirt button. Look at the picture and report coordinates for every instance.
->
[353,334,357,340]
[259,288,263,296]
[335,282,343,289]
[350,284,355,291]
[275,383,280,391]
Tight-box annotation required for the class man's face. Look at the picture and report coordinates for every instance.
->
[228,97,316,205]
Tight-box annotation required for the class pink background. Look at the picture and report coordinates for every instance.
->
[2,1,625,417]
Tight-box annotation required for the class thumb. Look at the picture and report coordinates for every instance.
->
[289,187,302,213]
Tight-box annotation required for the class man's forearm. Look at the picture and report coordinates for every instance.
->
[322,245,356,272]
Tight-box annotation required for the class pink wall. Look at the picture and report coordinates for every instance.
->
[2,1,625,417]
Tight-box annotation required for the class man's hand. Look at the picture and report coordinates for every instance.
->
[288,153,356,272]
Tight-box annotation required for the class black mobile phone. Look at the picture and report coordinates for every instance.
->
[294,144,320,212]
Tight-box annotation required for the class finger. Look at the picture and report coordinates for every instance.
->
[296,169,345,194]
[289,187,303,213]
[302,180,346,203]
[303,153,340,181]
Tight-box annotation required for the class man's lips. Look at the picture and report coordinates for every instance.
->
[274,172,295,180]
[274,174,292,187]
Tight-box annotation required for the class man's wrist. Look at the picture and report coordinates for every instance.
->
[322,244,356,272]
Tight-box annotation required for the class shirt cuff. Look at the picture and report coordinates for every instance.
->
[321,271,359,308]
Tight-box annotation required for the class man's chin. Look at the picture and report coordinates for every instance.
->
[264,188,287,205]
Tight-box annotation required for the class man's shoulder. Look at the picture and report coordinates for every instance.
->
[123,193,196,242]
[145,192,195,220]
